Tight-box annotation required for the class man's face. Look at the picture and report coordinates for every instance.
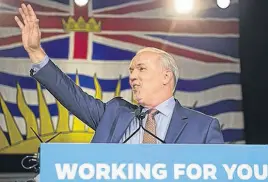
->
[129,51,164,105]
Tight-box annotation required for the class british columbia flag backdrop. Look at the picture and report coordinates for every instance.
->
[0,0,242,159]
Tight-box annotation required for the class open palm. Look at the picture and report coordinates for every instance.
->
[14,4,41,54]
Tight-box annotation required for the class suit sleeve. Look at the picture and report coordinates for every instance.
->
[205,118,224,144]
[31,59,105,130]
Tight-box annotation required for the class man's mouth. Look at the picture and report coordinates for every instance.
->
[132,84,140,91]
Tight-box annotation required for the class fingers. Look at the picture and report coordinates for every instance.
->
[15,3,38,30]
[33,19,40,33]
[14,16,24,30]
[19,7,27,25]
[21,4,31,22]
[27,4,37,22]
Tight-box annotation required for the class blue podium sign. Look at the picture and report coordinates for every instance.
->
[40,144,268,181]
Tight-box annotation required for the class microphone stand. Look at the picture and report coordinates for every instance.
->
[123,110,146,143]
[141,125,166,144]
[123,108,166,144]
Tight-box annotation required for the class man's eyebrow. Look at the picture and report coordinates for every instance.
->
[136,63,146,66]
[129,63,146,70]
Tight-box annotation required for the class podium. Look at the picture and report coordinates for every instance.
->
[39,143,268,181]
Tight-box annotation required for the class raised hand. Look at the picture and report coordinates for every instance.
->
[14,4,45,63]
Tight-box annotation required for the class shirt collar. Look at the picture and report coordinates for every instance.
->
[142,96,175,117]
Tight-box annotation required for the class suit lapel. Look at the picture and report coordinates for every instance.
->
[164,100,188,143]
[110,108,135,143]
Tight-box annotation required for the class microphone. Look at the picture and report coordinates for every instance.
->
[123,107,166,144]
[123,107,146,143]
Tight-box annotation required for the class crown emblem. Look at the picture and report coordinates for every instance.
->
[62,16,101,32]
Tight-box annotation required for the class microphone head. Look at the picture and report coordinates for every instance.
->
[139,112,146,120]
[134,105,143,116]
[134,107,141,117]
[134,106,146,120]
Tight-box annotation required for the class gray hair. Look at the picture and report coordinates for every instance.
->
[136,47,179,93]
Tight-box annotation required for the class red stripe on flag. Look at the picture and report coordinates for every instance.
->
[73,32,88,59]
[1,0,67,12]
[0,35,23,47]
[95,0,164,15]
[0,13,67,29]
[72,1,89,60]
[0,33,66,47]
[1,13,238,35]
[98,18,238,34]
[97,34,236,64]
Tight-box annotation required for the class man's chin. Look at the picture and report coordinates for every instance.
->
[137,98,147,107]
[134,95,143,104]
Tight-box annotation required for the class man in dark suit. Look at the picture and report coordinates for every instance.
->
[14,4,224,144]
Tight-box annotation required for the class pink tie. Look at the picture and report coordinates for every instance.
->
[142,109,158,144]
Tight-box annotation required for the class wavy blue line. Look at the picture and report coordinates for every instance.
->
[222,129,244,142]
[92,42,136,60]
[49,0,69,5]
[92,0,144,9]
[0,99,241,119]
[0,71,240,92]
[194,100,242,116]
[0,38,69,58]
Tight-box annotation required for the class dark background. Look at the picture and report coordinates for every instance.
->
[240,0,268,144]
[1,0,268,173]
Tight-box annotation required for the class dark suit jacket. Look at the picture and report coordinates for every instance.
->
[31,60,224,144]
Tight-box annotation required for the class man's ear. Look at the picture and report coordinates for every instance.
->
[163,70,173,85]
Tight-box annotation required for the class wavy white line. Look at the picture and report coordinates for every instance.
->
[215,112,244,129]
[0,27,21,38]
[0,84,242,107]
[0,55,241,79]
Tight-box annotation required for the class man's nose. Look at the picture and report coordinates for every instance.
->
[129,69,138,82]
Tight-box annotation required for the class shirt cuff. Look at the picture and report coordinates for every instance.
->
[30,55,49,75]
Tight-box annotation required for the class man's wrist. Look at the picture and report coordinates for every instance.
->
[30,54,49,76]
[28,48,46,64]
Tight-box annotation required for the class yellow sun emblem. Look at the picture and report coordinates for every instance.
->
[0,71,137,154]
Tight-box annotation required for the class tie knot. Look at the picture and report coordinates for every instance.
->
[148,109,158,117]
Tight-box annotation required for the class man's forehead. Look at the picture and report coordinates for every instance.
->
[130,52,160,65]
[129,58,149,69]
